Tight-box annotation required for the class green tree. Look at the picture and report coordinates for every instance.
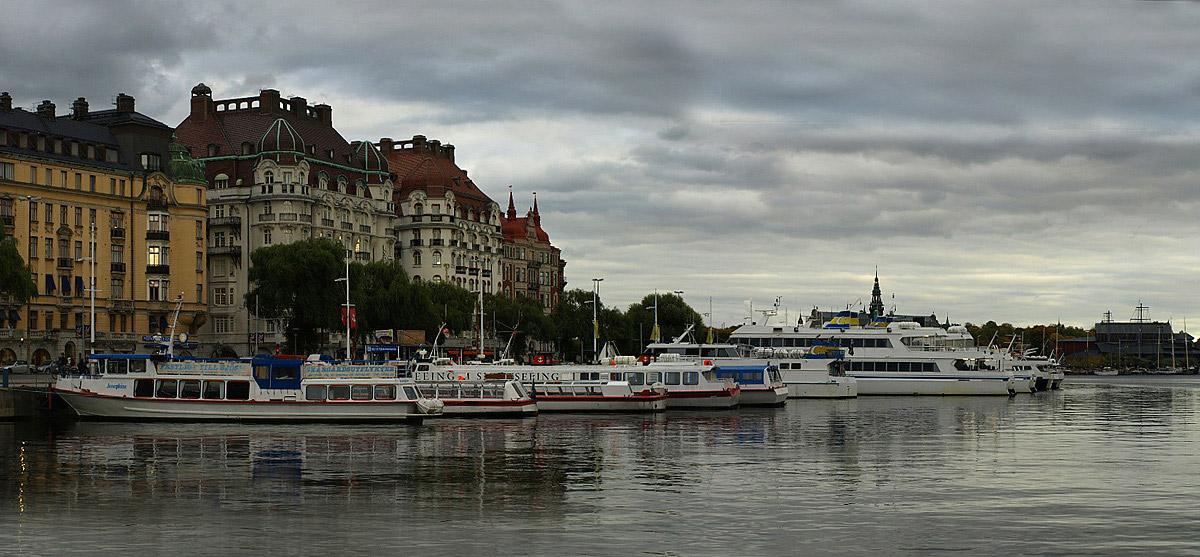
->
[0,226,36,302]
[246,238,345,353]
[348,260,437,346]
[625,292,707,352]
[488,293,554,360]
[552,289,600,362]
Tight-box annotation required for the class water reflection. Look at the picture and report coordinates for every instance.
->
[5,379,1200,554]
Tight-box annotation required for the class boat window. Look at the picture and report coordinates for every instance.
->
[770,369,781,382]
[665,372,680,385]
[351,385,372,400]
[255,366,270,379]
[771,338,784,347]
[226,381,250,400]
[156,379,178,398]
[273,366,297,381]
[702,371,717,382]
[134,379,154,397]
[779,363,789,370]
[203,380,224,399]
[108,359,128,374]
[403,386,418,400]
[684,348,700,356]
[328,385,350,400]
[647,372,661,383]
[609,373,622,381]
[684,372,699,385]
[511,382,526,398]
[374,385,396,400]
[925,362,939,372]
[745,371,763,383]
[627,372,644,386]
[899,362,910,372]
[306,385,328,400]
[129,359,147,373]
[179,380,202,399]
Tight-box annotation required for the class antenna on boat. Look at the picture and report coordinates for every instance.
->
[166,294,185,358]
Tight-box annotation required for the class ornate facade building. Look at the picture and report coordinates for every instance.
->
[175,85,398,356]
[379,135,503,293]
[0,92,207,364]
[500,193,565,313]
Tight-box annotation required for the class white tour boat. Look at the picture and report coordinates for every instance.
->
[54,354,443,422]
[729,312,1016,396]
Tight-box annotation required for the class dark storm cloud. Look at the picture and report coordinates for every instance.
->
[5,0,1200,325]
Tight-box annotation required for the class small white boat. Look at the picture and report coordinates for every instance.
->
[54,355,442,422]
[407,378,537,416]
[410,361,668,412]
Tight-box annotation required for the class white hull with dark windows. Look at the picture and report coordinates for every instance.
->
[729,313,1018,396]
[644,335,845,401]
[53,355,443,422]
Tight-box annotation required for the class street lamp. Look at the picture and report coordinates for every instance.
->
[334,250,352,361]
[472,257,485,360]
[75,223,96,355]
[592,278,603,361]
[21,195,42,363]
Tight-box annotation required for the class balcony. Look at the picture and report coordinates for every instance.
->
[146,264,170,275]
[208,245,242,257]
[430,239,444,246]
[359,225,371,233]
[528,282,542,291]
[110,300,133,312]
[355,251,370,261]
[321,218,335,227]
[57,257,73,269]
[146,229,170,241]
[455,266,467,275]
[147,199,168,211]
[410,239,423,246]
[279,212,298,222]
[207,216,241,227]
[410,215,424,223]
[259,213,276,222]
[449,240,459,247]
[110,227,125,240]
[110,262,126,274]
[481,269,492,278]
[1,215,14,227]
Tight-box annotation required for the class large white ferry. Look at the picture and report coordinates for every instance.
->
[644,333,815,403]
[729,312,1016,396]
[53,354,443,422]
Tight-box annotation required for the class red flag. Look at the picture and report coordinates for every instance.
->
[340,308,358,328]
[442,327,451,335]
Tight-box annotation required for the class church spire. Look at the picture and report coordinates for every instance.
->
[506,185,517,220]
[869,268,885,318]
[532,191,540,224]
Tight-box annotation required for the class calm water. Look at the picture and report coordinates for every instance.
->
[5,377,1200,555]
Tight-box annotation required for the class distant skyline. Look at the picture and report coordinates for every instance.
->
[5,0,1200,328]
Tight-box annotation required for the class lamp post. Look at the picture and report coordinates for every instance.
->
[472,257,484,360]
[334,250,352,361]
[75,222,96,355]
[592,278,603,361]
[21,195,42,362]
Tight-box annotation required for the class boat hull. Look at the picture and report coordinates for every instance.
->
[664,388,741,408]
[439,399,538,416]
[786,377,858,398]
[54,389,429,422]
[535,395,667,413]
[739,386,789,406]
[850,375,1014,396]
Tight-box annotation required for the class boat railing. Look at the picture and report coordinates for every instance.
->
[424,381,509,399]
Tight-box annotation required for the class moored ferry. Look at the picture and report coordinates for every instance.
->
[53,354,443,422]
[730,313,1016,396]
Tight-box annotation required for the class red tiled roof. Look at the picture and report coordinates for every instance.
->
[385,149,497,213]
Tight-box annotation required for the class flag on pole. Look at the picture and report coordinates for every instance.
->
[594,320,600,339]
[706,327,714,344]
[651,324,661,343]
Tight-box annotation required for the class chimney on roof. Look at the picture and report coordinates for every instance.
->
[36,100,56,119]
[379,137,394,152]
[444,144,454,163]
[0,92,11,112]
[259,89,281,113]
[72,97,89,119]
[190,83,213,120]
[411,135,426,153]
[115,93,135,112]
[429,139,441,157]
[290,96,307,117]
[312,103,332,125]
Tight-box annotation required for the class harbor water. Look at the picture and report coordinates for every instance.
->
[4,377,1200,555]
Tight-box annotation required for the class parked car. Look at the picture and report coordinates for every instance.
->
[35,362,59,374]
[2,360,33,374]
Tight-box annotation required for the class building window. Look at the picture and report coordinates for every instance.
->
[0,162,14,180]
[74,241,82,260]
[44,238,53,259]
[213,231,225,247]
[44,168,51,186]
[29,311,38,331]
[148,279,169,301]
[119,179,125,196]
[29,236,37,259]
[214,173,229,188]
[110,178,116,194]
[263,171,274,184]
[141,153,162,171]
[75,173,82,189]
[196,283,203,303]
[148,213,168,231]
[89,175,96,192]
[110,211,123,229]
[433,251,442,266]
[195,220,203,239]
[263,228,272,245]
[147,245,169,266]
[111,245,122,264]
[196,251,203,272]
[30,165,38,184]
[412,251,421,266]
[215,317,231,334]
[59,170,66,187]
[111,277,123,299]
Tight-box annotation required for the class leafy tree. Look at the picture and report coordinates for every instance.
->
[425,281,477,338]
[552,289,601,362]
[0,226,35,302]
[246,238,345,353]
[488,293,554,360]
[625,292,707,352]
[348,260,437,346]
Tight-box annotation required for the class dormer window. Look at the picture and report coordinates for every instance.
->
[141,153,162,171]
[263,171,274,184]
[207,144,220,157]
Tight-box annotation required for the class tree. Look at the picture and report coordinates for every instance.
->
[246,238,345,353]
[552,289,600,362]
[348,260,437,346]
[625,292,707,352]
[488,293,554,360]
[0,226,35,302]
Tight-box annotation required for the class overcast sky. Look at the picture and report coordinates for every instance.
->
[5,0,1200,329]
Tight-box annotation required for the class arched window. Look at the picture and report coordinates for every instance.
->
[413,203,423,215]
[263,171,274,184]
[412,251,421,266]
[433,251,442,266]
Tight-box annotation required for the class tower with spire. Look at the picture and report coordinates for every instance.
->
[869,269,885,319]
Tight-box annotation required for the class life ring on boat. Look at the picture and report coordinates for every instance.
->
[703,359,713,366]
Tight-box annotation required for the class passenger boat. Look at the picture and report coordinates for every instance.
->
[409,360,668,413]
[645,331,854,399]
[53,354,443,422]
[729,313,1016,396]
